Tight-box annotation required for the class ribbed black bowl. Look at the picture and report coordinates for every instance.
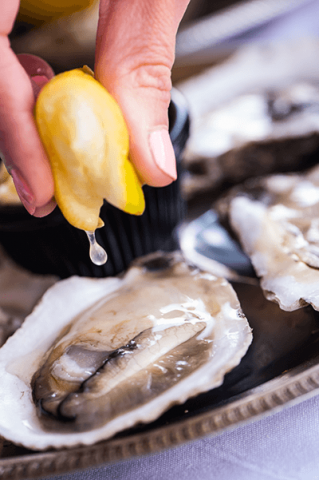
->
[0,88,189,278]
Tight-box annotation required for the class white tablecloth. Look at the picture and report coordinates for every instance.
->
[44,394,319,480]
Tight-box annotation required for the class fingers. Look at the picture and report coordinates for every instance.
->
[0,43,56,216]
[17,53,55,99]
[107,85,177,187]
[95,0,190,187]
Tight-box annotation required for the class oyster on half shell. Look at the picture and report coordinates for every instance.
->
[0,252,251,450]
[227,165,319,311]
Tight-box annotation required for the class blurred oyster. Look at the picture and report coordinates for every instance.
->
[0,252,251,450]
[182,83,319,201]
[228,166,319,311]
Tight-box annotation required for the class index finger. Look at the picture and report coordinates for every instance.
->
[0,40,55,215]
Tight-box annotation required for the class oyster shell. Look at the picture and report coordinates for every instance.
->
[178,38,319,201]
[228,166,319,311]
[182,82,319,201]
[0,252,251,450]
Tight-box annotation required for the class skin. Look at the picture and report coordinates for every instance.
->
[0,0,190,217]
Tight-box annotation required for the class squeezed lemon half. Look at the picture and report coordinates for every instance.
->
[0,163,21,205]
[35,67,145,232]
[18,0,96,26]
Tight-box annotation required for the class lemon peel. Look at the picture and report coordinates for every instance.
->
[18,0,96,26]
[35,67,145,232]
[0,163,21,205]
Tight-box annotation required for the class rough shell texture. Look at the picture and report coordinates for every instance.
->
[0,252,251,450]
[179,39,319,201]
[229,166,319,311]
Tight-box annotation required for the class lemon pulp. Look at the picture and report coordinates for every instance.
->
[35,66,145,265]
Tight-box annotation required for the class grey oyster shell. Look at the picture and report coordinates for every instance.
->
[227,166,319,311]
[0,252,251,449]
[182,83,319,201]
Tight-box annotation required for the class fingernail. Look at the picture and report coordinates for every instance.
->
[149,129,177,180]
[31,75,48,87]
[33,198,56,218]
[11,169,36,215]
[30,75,49,99]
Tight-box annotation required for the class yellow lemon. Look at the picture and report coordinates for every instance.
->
[0,163,21,205]
[18,0,96,26]
[35,67,145,232]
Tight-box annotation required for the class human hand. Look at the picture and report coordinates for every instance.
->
[0,0,190,218]
[0,1,56,216]
[95,0,190,187]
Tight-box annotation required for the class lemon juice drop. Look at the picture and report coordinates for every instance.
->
[86,231,107,266]
[34,67,145,266]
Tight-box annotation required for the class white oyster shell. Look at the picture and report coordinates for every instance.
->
[230,166,319,311]
[0,253,252,450]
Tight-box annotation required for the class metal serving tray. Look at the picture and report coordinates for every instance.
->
[1,208,319,479]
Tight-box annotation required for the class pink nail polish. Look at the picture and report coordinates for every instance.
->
[149,129,177,180]
[31,75,49,87]
[30,75,49,99]
[11,169,36,215]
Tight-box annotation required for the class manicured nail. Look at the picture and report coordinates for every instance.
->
[11,169,36,215]
[31,75,49,99]
[31,75,48,87]
[33,198,57,218]
[149,129,177,180]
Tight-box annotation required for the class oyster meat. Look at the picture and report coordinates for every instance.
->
[182,82,319,201]
[0,252,251,450]
[228,166,319,311]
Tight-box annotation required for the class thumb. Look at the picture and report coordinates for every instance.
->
[103,83,177,188]
[95,0,190,187]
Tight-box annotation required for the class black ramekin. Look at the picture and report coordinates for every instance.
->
[0,88,189,278]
